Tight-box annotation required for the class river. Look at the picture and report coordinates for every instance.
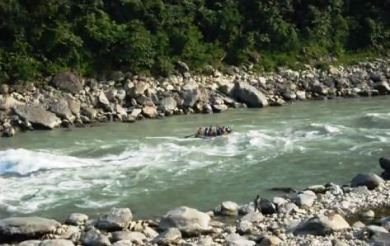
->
[0,96,389,220]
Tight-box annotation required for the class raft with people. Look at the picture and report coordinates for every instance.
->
[188,126,232,138]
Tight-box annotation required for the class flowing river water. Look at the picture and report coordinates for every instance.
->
[0,96,389,220]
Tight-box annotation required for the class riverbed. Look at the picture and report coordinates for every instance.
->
[0,96,389,220]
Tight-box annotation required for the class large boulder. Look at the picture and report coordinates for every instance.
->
[65,213,88,226]
[51,72,83,94]
[81,229,111,246]
[374,81,390,95]
[379,157,390,172]
[14,105,62,129]
[351,173,384,190]
[128,82,149,98]
[293,213,350,236]
[49,99,75,122]
[159,97,177,113]
[182,81,200,108]
[159,206,211,235]
[0,217,60,240]
[220,201,239,216]
[294,190,317,208]
[95,208,133,231]
[231,81,268,107]
[0,96,24,111]
[152,228,182,245]
[142,106,158,118]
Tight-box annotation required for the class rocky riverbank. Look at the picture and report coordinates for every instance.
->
[0,59,390,137]
[1,157,390,246]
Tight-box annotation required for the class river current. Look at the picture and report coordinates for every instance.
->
[0,97,389,219]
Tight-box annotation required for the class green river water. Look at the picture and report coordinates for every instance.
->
[0,96,389,220]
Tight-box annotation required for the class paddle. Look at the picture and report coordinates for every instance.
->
[183,134,195,138]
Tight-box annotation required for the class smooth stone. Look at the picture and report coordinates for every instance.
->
[259,236,282,246]
[293,213,350,236]
[14,105,62,129]
[231,81,268,107]
[351,173,384,190]
[220,201,239,216]
[360,210,375,219]
[159,206,211,236]
[18,241,41,246]
[111,231,146,244]
[82,229,111,246]
[0,217,60,239]
[241,212,264,223]
[294,190,317,208]
[65,213,88,226]
[39,240,74,246]
[152,228,182,245]
[111,240,132,246]
[95,208,133,231]
[51,72,83,94]
[366,225,389,234]
[225,233,256,246]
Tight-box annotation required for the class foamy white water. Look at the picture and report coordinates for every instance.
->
[0,97,389,218]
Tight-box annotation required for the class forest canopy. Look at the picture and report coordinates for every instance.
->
[0,0,389,82]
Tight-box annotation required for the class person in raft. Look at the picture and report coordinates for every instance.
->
[195,126,232,137]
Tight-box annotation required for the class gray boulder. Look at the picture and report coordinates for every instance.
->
[111,240,132,246]
[111,231,146,244]
[231,81,268,107]
[128,82,149,98]
[380,217,390,231]
[351,173,384,190]
[49,99,75,122]
[95,208,133,231]
[66,97,80,116]
[14,105,62,129]
[82,229,111,246]
[293,213,350,236]
[220,201,239,216]
[374,81,390,95]
[142,106,158,118]
[159,97,177,112]
[65,213,88,226]
[159,206,211,235]
[0,217,60,239]
[51,72,83,94]
[18,240,41,246]
[294,190,317,208]
[152,228,181,245]
[379,157,390,172]
[40,239,74,246]
[182,81,200,108]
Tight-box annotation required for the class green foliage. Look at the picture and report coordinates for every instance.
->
[0,0,389,83]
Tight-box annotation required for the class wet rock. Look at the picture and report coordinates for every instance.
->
[95,208,133,231]
[152,228,181,245]
[374,81,390,95]
[18,240,41,246]
[379,157,390,172]
[159,206,211,235]
[2,126,16,137]
[225,233,255,246]
[296,91,306,100]
[81,107,97,120]
[259,199,277,215]
[0,217,60,240]
[49,99,74,122]
[231,81,268,107]
[306,185,327,194]
[111,231,146,244]
[294,190,317,208]
[65,213,88,226]
[351,173,384,190]
[220,201,239,216]
[212,104,228,113]
[82,229,111,246]
[259,236,282,246]
[159,97,177,113]
[40,239,74,246]
[51,72,83,94]
[293,213,350,236]
[142,106,158,118]
[14,105,62,129]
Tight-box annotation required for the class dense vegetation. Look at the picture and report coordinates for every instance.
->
[0,0,389,82]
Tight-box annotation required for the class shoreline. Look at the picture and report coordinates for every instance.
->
[0,58,390,137]
[0,158,389,245]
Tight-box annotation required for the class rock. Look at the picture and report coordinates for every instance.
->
[98,91,110,106]
[66,98,80,116]
[360,210,375,220]
[65,213,88,226]
[352,221,366,229]
[159,97,177,112]
[142,106,158,118]
[293,213,350,236]
[278,202,299,214]
[51,72,83,94]
[111,231,146,244]
[351,173,384,190]
[82,229,111,246]
[152,228,181,245]
[49,99,74,122]
[1,84,9,94]
[111,240,132,246]
[40,240,74,246]
[370,232,390,245]
[366,225,389,234]
[2,126,16,137]
[159,206,211,235]
[237,221,253,234]
[212,104,228,113]
[225,233,256,246]
[105,89,118,102]
[115,105,127,118]
[306,185,327,194]
[0,217,60,239]
[95,208,133,231]
[0,96,23,111]
[116,89,126,101]
[332,239,349,246]
[18,240,41,246]
[130,108,142,118]
[259,199,277,215]
[374,81,390,94]
[220,201,239,216]
[380,217,390,231]
[379,157,390,172]
[296,91,306,100]
[182,81,200,107]
[14,105,61,129]
[259,236,282,246]
[238,204,255,215]
[294,190,317,208]
[241,212,264,223]
[177,61,190,73]
[272,197,288,207]
[128,82,149,98]
[143,227,158,239]
[81,107,97,120]
[231,81,268,107]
